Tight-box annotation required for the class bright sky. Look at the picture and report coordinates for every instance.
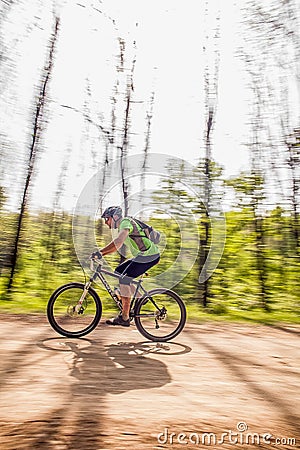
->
[0,0,258,211]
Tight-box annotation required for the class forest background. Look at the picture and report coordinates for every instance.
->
[0,0,299,324]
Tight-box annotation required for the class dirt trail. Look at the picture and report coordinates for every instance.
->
[0,314,299,449]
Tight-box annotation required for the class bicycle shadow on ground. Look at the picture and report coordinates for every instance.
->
[32,336,175,449]
[2,320,190,450]
[38,338,191,395]
[103,341,192,394]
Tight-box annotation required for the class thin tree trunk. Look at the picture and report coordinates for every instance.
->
[120,77,133,217]
[119,51,136,263]
[118,81,131,263]
[48,144,71,264]
[250,80,268,310]
[253,214,269,310]
[286,130,300,253]
[139,91,154,212]
[199,0,220,307]
[201,108,213,307]
[7,16,59,291]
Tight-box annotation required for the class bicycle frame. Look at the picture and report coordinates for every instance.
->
[47,257,186,341]
[47,258,186,342]
[84,261,149,313]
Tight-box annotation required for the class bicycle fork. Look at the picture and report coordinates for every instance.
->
[74,281,92,313]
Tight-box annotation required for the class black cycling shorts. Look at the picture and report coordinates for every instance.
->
[115,254,160,285]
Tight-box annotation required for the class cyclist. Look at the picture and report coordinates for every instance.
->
[92,206,160,327]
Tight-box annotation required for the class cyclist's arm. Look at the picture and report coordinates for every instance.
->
[100,228,129,256]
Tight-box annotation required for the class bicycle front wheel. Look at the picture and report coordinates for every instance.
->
[134,288,186,342]
[47,282,102,338]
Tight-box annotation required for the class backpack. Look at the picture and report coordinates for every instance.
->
[128,217,161,252]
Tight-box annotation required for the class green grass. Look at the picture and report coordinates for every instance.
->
[1,285,300,326]
[1,208,299,329]
[186,301,300,325]
[1,266,299,325]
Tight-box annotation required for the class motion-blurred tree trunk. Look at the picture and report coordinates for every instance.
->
[198,1,220,307]
[48,144,71,264]
[119,78,133,218]
[0,0,16,86]
[97,82,117,237]
[199,108,213,307]
[118,77,132,263]
[285,128,300,253]
[139,91,155,213]
[7,16,59,292]
[118,41,136,262]
[246,65,269,310]
[241,0,300,308]
[274,0,300,255]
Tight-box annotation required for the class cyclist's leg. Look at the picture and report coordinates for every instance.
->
[126,257,161,312]
[113,256,160,323]
[115,255,160,280]
[119,278,132,321]
[106,280,131,325]
[130,284,139,298]
[113,260,135,322]
[127,254,160,277]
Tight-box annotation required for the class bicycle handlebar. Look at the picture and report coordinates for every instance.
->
[90,251,103,270]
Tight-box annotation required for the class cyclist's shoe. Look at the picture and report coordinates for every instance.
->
[106,314,130,327]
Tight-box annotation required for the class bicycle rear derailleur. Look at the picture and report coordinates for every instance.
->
[155,306,167,328]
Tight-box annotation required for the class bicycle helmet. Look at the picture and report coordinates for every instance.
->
[101,206,123,219]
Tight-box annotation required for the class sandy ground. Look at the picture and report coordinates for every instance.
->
[0,314,299,449]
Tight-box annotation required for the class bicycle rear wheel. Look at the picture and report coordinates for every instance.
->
[134,288,186,342]
[47,282,102,338]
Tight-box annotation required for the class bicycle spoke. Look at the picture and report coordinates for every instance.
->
[47,283,102,337]
[134,289,186,341]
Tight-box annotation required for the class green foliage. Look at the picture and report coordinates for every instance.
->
[0,211,84,310]
[0,203,299,323]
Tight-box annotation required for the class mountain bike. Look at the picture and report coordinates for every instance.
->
[47,255,186,342]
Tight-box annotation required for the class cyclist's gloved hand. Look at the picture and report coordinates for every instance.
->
[91,250,103,260]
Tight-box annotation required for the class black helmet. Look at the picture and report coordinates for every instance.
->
[101,206,123,219]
